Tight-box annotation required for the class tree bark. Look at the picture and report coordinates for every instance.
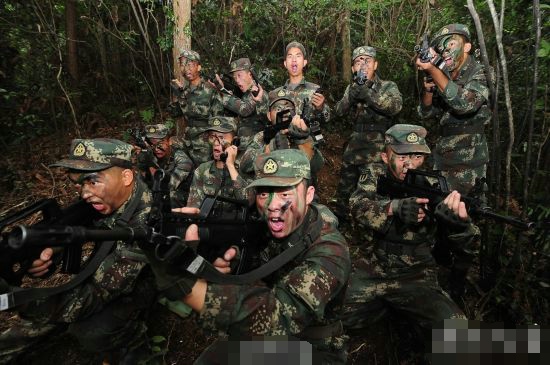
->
[488,0,514,213]
[172,0,191,80]
[341,9,351,84]
[66,0,78,82]
[521,0,541,217]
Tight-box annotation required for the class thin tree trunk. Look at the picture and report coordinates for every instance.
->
[364,2,371,45]
[487,0,514,213]
[172,0,191,80]
[522,0,541,218]
[341,9,351,84]
[66,0,78,82]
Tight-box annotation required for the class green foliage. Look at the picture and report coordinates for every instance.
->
[139,107,155,124]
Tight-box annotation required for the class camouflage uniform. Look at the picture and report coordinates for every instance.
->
[341,125,476,344]
[0,139,155,363]
[143,123,194,207]
[418,24,492,194]
[174,49,225,166]
[333,46,402,215]
[240,89,324,188]
[187,117,251,209]
[220,58,269,149]
[196,149,351,364]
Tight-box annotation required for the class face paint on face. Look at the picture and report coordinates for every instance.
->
[384,149,426,181]
[441,35,464,71]
[255,184,309,239]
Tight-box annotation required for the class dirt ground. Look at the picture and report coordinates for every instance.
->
[0,127,421,364]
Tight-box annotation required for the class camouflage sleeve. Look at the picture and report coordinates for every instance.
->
[231,174,250,200]
[169,149,194,192]
[186,167,204,208]
[239,132,265,174]
[349,167,393,233]
[441,67,489,115]
[197,238,349,336]
[221,93,258,117]
[334,85,352,117]
[209,88,225,117]
[366,80,402,116]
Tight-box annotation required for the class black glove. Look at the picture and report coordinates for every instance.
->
[434,201,471,230]
[143,245,197,301]
[137,150,156,170]
[348,84,369,103]
[392,197,421,225]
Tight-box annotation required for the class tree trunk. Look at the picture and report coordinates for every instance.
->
[521,0,541,218]
[341,9,351,84]
[172,0,191,80]
[66,0,78,83]
[364,2,371,45]
[488,0,514,213]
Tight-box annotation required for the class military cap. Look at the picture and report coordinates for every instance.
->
[206,116,237,134]
[178,49,200,62]
[432,23,471,45]
[384,124,431,154]
[247,149,311,188]
[352,46,376,61]
[229,58,252,73]
[285,41,307,59]
[144,123,171,139]
[50,138,134,171]
[268,88,296,109]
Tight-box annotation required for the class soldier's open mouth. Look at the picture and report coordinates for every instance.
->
[268,217,285,232]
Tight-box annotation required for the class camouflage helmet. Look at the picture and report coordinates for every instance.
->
[285,41,307,59]
[145,123,171,139]
[50,138,134,171]
[352,46,376,61]
[384,124,431,154]
[229,58,252,73]
[247,149,311,188]
[432,23,471,46]
[268,87,296,109]
[178,49,201,62]
[206,116,237,134]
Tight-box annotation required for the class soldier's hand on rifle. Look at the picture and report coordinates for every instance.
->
[311,91,325,111]
[435,191,471,229]
[415,47,437,72]
[212,247,239,274]
[28,248,54,277]
[348,83,369,102]
[389,197,429,225]
[423,77,436,93]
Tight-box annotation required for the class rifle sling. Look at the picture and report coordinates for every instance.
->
[0,240,115,311]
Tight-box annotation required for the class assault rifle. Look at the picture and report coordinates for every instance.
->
[206,71,242,98]
[0,198,100,286]
[377,169,534,230]
[414,33,448,75]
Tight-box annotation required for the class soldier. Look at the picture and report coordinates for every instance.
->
[170,49,224,166]
[416,23,492,194]
[273,40,330,126]
[186,116,250,209]
[145,149,350,363]
[341,124,477,355]
[0,139,157,364]
[239,89,324,188]
[138,123,194,207]
[215,57,269,149]
[331,45,402,221]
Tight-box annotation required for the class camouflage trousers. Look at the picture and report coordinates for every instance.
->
[0,273,156,364]
[340,255,465,340]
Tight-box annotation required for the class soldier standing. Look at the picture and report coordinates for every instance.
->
[0,139,157,364]
[216,57,269,150]
[416,24,492,194]
[144,149,351,363]
[341,124,477,355]
[171,49,224,166]
[331,46,402,221]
